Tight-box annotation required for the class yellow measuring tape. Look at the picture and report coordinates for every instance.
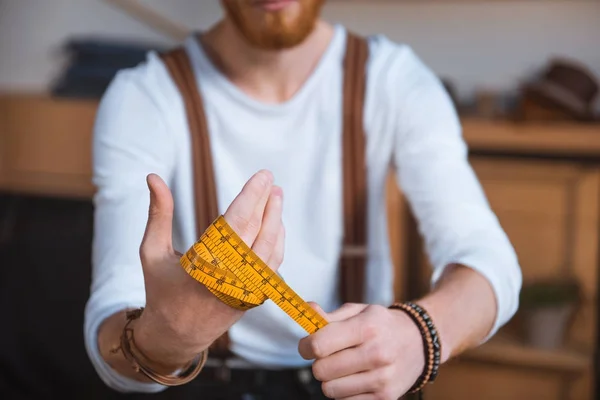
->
[179,215,328,334]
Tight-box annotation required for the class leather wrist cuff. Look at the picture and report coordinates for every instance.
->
[389,302,441,393]
[118,308,208,386]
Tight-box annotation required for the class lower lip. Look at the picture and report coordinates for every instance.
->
[253,0,296,11]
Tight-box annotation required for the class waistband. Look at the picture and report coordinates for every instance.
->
[201,364,315,386]
[205,356,312,370]
[203,357,315,385]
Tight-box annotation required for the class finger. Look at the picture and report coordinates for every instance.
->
[252,186,283,268]
[223,169,273,245]
[312,346,370,382]
[140,174,175,261]
[327,303,369,322]
[266,223,285,271]
[304,302,366,323]
[298,308,366,360]
[321,368,390,399]
[307,301,327,318]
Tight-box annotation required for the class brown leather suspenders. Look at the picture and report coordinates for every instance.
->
[340,34,369,304]
[161,49,230,358]
[160,32,369,356]
[160,50,220,242]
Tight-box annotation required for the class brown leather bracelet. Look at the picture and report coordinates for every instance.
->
[118,308,208,386]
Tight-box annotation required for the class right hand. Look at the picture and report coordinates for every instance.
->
[135,170,285,371]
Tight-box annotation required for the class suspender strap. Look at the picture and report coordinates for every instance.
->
[159,31,369,357]
[340,33,369,304]
[160,50,219,234]
[160,49,232,358]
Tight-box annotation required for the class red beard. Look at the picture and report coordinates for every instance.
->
[221,0,325,50]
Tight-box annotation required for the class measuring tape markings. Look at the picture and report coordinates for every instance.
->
[180,215,328,335]
[180,243,264,310]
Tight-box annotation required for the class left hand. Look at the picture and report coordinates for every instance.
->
[298,303,425,400]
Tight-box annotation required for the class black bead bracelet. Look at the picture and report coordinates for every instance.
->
[388,301,441,394]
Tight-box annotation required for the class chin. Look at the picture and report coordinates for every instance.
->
[223,0,324,50]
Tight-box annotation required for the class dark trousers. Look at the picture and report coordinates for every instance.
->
[151,366,422,400]
[140,366,329,400]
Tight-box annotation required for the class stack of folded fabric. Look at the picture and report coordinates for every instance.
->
[51,38,165,99]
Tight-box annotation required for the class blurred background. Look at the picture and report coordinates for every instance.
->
[0,0,599,399]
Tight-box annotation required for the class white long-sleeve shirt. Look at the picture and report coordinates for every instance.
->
[84,25,522,393]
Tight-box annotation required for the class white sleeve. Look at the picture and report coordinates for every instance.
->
[390,48,522,339]
[83,62,176,393]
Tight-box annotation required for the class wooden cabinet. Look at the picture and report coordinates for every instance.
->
[384,119,600,399]
[0,94,97,198]
[472,158,598,346]
[400,120,600,400]
[420,157,598,400]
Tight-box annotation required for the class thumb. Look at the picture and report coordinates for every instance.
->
[140,174,175,259]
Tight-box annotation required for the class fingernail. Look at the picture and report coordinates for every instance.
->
[256,170,274,187]
[272,185,283,199]
[146,175,157,195]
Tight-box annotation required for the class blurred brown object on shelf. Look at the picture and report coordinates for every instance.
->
[462,88,519,120]
[474,89,517,120]
[519,278,581,350]
[519,58,599,122]
[475,90,498,119]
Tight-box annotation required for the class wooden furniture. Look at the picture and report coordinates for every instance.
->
[386,118,600,400]
[0,94,96,198]
[424,119,599,400]
[1,94,599,399]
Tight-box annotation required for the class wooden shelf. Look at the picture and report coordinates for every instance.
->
[460,336,591,374]
[1,92,600,197]
[462,118,600,157]
[0,94,97,199]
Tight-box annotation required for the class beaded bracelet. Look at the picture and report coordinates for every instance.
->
[388,302,441,393]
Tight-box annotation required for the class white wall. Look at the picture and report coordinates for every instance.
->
[1,0,599,101]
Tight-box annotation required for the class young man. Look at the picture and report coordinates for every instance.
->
[84,0,522,399]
